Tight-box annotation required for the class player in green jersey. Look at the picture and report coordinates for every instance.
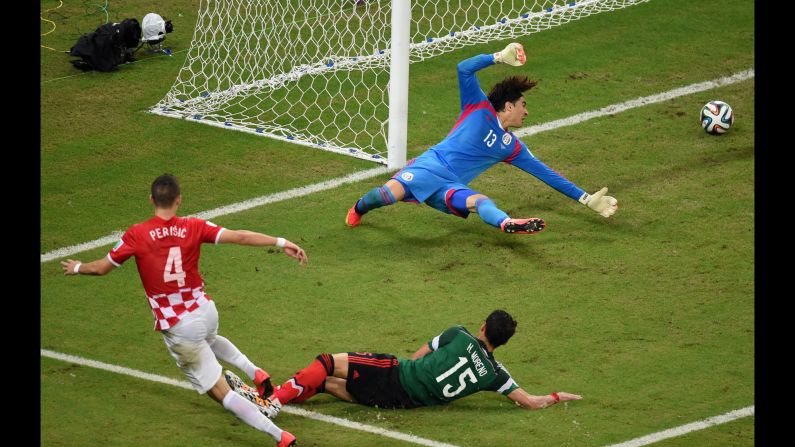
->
[225,310,581,417]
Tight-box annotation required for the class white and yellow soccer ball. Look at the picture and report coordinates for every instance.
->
[700,100,734,135]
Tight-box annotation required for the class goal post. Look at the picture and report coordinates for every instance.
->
[387,0,410,169]
[150,0,650,167]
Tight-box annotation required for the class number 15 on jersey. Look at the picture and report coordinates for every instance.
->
[436,356,477,397]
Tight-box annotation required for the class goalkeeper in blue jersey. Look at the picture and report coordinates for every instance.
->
[346,42,618,234]
[224,310,582,417]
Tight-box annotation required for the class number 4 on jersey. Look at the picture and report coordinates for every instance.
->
[164,246,186,287]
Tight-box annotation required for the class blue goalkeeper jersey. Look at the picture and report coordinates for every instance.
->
[407,53,585,202]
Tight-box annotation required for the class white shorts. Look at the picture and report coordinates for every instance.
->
[161,300,222,394]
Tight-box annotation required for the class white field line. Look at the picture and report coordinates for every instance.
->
[40,166,390,263]
[603,406,755,447]
[516,69,754,137]
[42,348,753,446]
[40,69,754,263]
[41,349,460,447]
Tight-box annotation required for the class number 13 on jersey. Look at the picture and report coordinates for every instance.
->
[164,246,186,287]
[483,129,497,148]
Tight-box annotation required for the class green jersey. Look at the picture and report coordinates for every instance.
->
[398,325,519,406]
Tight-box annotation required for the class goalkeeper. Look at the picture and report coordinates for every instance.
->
[225,310,582,417]
[346,42,618,234]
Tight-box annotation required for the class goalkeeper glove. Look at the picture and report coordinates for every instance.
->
[579,187,618,218]
[493,42,526,66]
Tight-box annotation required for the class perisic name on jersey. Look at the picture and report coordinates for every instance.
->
[149,225,189,241]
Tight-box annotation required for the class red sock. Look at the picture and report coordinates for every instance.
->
[271,354,334,404]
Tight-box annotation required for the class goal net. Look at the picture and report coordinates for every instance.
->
[150,0,649,166]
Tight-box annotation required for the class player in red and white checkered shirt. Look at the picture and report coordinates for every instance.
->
[61,174,304,447]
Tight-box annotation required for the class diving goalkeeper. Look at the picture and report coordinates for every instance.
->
[346,42,618,234]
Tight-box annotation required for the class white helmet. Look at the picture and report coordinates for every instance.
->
[142,13,167,43]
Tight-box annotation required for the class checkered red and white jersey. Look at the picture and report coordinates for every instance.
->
[107,215,225,331]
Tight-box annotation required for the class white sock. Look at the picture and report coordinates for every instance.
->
[222,390,283,441]
[211,335,258,379]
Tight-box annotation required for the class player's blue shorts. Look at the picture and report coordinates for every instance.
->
[392,156,471,218]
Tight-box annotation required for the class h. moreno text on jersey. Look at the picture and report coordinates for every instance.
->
[149,225,188,241]
[467,342,488,377]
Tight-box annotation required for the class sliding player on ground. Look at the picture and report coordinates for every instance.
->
[227,310,582,417]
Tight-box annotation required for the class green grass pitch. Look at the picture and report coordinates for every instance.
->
[41,0,754,445]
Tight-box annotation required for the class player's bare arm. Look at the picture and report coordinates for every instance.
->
[507,387,582,410]
[60,175,298,447]
[218,229,308,265]
[410,343,433,360]
[61,256,115,276]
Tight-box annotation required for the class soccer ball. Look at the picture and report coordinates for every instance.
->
[700,100,734,135]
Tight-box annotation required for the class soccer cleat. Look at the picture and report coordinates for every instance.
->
[263,395,283,419]
[254,368,274,398]
[224,369,248,390]
[225,370,281,419]
[277,431,297,447]
[241,386,282,419]
[345,204,362,227]
[500,217,546,234]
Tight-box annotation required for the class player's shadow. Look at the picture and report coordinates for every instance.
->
[290,394,538,415]
[361,223,452,250]
[359,215,560,263]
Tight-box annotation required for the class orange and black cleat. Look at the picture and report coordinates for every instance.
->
[225,369,281,419]
[345,204,362,227]
[277,431,296,447]
[501,218,546,234]
[254,368,273,398]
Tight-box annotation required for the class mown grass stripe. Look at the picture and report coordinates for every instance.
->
[603,406,755,447]
[40,68,753,264]
[40,166,390,263]
[41,348,462,447]
[516,69,754,137]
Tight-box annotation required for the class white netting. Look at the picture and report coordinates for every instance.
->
[151,0,650,164]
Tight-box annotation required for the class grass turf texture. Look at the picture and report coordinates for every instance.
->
[41,0,754,445]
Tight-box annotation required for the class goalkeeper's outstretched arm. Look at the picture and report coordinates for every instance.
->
[578,187,619,218]
[457,42,527,109]
[507,388,582,410]
[493,42,526,66]
[507,142,619,218]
